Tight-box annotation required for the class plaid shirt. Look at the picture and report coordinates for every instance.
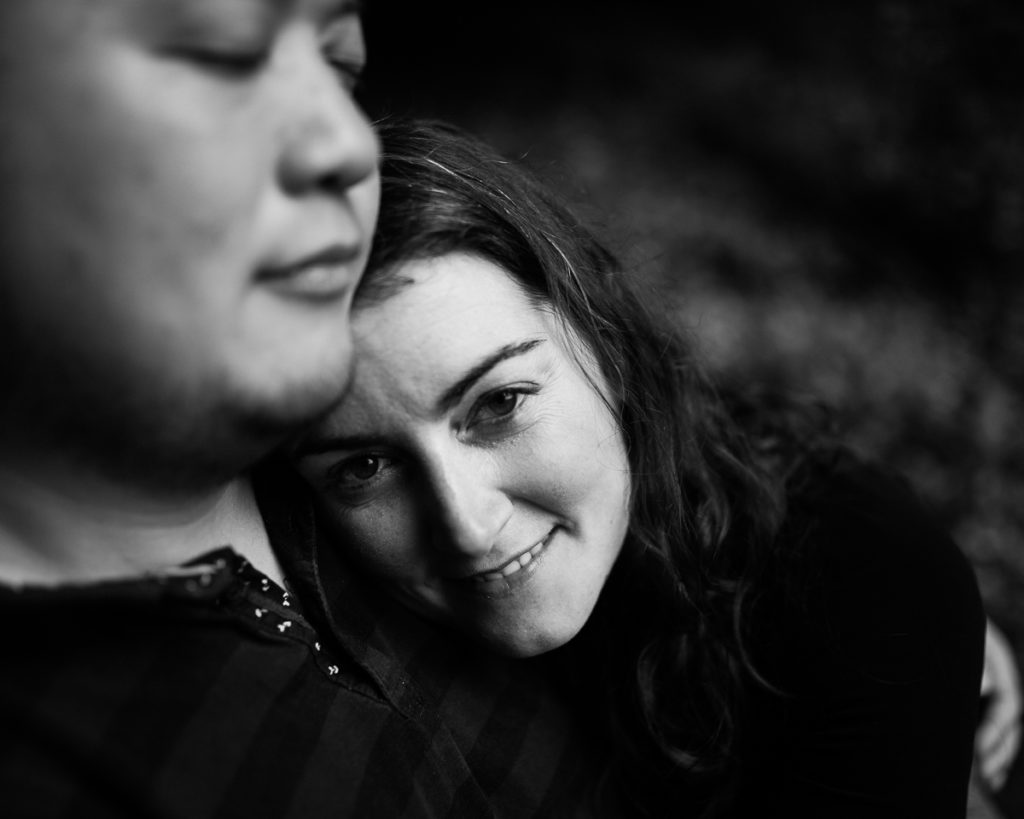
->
[0,468,610,818]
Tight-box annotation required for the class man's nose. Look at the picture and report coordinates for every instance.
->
[426,452,513,559]
[275,34,378,196]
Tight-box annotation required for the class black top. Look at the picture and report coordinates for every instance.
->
[561,451,985,816]
[0,456,983,817]
[733,454,985,816]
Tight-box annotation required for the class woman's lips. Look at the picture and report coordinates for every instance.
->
[460,529,556,592]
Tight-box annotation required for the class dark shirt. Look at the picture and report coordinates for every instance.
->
[551,453,985,817]
[733,455,985,817]
[0,469,604,818]
[0,457,984,818]
[277,450,985,817]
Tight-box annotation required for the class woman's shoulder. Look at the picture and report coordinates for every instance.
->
[783,449,972,587]
[737,449,985,815]
[769,447,983,680]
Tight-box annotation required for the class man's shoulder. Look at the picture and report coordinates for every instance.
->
[0,551,495,818]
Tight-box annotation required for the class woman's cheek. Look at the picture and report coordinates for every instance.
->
[329,495,421,581]
[506,433,596,510]
[511,415,629,545]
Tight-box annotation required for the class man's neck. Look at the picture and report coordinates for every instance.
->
[0,463,283,587]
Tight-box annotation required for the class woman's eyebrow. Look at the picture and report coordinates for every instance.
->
[295,433,380,457]
[437,339,544,413]
[294,339,545,458]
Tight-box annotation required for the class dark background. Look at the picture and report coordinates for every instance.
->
[361,5,1024,804]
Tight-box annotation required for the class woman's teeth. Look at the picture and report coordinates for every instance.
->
[473,535,549,583]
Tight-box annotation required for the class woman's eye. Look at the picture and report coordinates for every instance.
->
[325,454,401,493]
[333,455,388,484]
[473,389,526,424]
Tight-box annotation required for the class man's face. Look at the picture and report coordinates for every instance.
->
[0,0,379,483]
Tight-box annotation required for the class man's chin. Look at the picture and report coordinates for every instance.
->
[101,375,352,496]
[234,372,350,442]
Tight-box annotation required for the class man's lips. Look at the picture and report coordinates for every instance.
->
[256,244,362,301]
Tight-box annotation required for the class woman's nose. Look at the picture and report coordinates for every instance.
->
[427,454,513,558]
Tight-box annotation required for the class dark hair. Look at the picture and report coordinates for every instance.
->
[364,118,812,814]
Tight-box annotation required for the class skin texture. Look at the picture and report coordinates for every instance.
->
[0,0,380,490]
[296,253,632,657]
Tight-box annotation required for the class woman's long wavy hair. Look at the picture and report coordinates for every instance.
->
[363,118,813,815]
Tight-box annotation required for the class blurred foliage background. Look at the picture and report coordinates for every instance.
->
[363,0,1024,663]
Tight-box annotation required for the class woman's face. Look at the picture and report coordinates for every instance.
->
[295,252,631,657]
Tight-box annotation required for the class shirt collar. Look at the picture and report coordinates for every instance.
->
[254,461,437,717]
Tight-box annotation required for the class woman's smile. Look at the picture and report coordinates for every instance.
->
[453,527,557,595]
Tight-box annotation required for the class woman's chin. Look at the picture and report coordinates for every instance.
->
[396,585,591,657]
[473,620,584,658]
